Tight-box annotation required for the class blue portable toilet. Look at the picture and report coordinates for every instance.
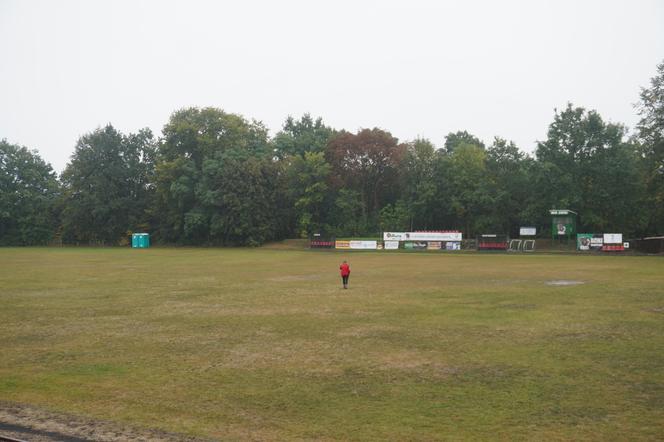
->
[132,233,150,248]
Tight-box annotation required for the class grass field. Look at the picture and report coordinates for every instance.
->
[1,247,664,440]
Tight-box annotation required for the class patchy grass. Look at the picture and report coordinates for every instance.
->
[1,248,663,440]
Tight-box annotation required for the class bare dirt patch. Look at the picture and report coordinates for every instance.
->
[376,350,461,377]
[0,402,206,442]
[545,280,585,286]
[267,274,321,282]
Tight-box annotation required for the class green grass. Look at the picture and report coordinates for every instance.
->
[1,248,663,440]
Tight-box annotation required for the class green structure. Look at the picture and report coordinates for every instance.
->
[131,233,150,248]
[549,209,577,241]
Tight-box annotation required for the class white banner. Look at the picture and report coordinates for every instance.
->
[520,227,536,236]
[383,232,407,241]
[446,241,461,250]
[383,232,462,242]
[603,233,623,244]
[350,240,377,250]
[384,241,399,250]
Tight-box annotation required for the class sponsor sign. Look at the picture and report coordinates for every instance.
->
[428,241,442,250]
[310,240,334,248]
[384,240,399,250]
[383,231,462,242]
[383,232,407,241]
[350,240,377,250]
[557,223,567,235]
[445,241,461,250]
[520,227,536,236]
[550,209,573,215]
[623,242,630,249]
[335,240,351,249]
[590,235,604,250]
[412,241,427,250]
[603,233,623,244]
[577,233,593,251]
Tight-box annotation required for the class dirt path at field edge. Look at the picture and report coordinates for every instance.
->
[0,401,207,442]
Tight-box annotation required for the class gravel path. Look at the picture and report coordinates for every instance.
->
[0,402,207,442]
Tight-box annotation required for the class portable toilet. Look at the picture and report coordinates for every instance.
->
[132,233,150,248]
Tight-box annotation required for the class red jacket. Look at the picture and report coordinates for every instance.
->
[340,263,350,276]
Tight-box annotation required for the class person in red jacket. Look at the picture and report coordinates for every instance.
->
[339,260,351,289]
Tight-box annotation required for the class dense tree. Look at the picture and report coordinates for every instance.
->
[0,140,60,245]
[6,60,664,246]
[636,60,664,235]
[485,138,534,235]
[199,148,281,245]
[535,104,646,234]
[60,126,155,244]
[401,138,438,230]
[154,107,277,245]
[273,114,336,159]
[325,128,406,233]
[378,200,411,232]
[287,151,331,237]
[443,130,485,154]
[441,144,493,235]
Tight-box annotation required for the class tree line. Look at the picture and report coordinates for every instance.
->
[2,62,663,246]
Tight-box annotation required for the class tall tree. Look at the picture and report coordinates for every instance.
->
[636,60,664,234]
[441,144,493,235]
[443,130,485,154]
[535,104,646,235]
[0,140,60,245]
[60,125,155,244]
[401,138,438,230]
[486,137,534,235]
[325,128,406,233]
[273,114,336,159]
[199,148,281,245]
[287,151,331,237]
[155,107,277,245]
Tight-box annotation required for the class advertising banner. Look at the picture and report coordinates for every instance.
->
[427,241,442,250]
[603,233,623,244]
[445,241,461,250]
[383,232,407,241]
[350,240,377,250]
[384,241,399,250]
[335,240,351,249]
[577,233,593,251]
[383,231,462,242]
[310,240,334,248]
[520,227,536,236]
[412,241,427,250]
[590,235,604,250]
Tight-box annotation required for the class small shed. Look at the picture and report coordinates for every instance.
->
[549,209,577,241]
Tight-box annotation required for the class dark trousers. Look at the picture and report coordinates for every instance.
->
[342,275,349,286]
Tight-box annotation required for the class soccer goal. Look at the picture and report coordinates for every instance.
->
[508,239,522,252]
[522,239,536,252]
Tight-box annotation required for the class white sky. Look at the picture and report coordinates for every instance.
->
[1,0,663,173]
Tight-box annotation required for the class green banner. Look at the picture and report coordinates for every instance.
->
[577,233,593,251]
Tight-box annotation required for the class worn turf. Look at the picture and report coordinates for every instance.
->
[1,248,663,440]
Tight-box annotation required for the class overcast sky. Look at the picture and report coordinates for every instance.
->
[1,0,663,173]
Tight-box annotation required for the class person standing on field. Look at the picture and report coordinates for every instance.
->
[340,260,351,289]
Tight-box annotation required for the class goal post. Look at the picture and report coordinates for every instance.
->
[522,239,536,252]
[508,239,522,252]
